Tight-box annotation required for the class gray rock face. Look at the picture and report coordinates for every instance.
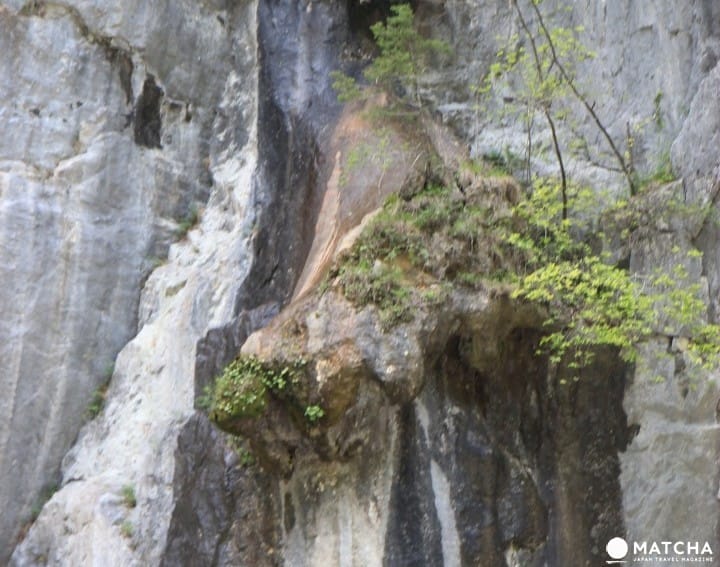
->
[1,0,258,561]
[428,0,720,186]
[4,0,720,565]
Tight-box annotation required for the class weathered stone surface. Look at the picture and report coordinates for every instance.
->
[6,0,261,562]
[227,276,629,566]
[0,1,227,555]
[427,0,720,187]
[623,339,720,562]
[623,185,720,564]
[681,64,720,326]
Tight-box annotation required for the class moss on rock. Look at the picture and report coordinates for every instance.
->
[324,174,522,329]
[209,356,311,428]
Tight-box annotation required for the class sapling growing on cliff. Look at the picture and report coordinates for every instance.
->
[331,4,449,110]
[484,0,635,218]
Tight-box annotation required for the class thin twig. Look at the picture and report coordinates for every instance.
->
[512,0,568,219]
[527,0,636,195]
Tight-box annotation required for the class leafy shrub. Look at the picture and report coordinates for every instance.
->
[325,180,518,328]
[331,4,449,109]
[121,485,136,509]
[120,520,134,539]
[304,405,325,423]
[326,163,720,370]
[175,204,199,239]
[85,369,112,421]
[506,178,720,368]
[209,357,274,422]
[208,356,315,425]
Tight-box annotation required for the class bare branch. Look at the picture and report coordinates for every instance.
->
[527,0,636,195]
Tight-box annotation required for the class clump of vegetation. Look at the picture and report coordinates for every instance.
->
[325,164,720,371]
[304,405,325,424]
[86,383,109,420]
[331,3,449,110]
[459,1,720,369]
[175,204,199,239]
[207,355,322,426]
[29,483,59,523]
[637,151,676,188]
[85,363,114,420]
[229,436,256,467]
[15,482,60,543]
[324,176,520,328]
[504,178,720,369]
[121,485,136,509]
[209,356,270,421]
[120,520,134,539]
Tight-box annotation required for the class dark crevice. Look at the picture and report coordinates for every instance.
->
[383,330,631,565]
[231,0,344,314]
[346,0,392,40]
[133,76,163,149]
[383,404,444,567]
[99,42,134,104]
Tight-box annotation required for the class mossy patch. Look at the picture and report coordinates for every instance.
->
[324,176,521,329]
[324,170,720,370]
[208,355,319,428]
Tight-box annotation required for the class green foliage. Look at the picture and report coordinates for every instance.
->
[515,256,653,366]
[339,258,414,328]
[480,149,525,177]
[211,357,268,420]
[653,91,664,129]
[330,70,365,103]
[175,204,199,239]
[637,151,675,188]
[365,4,449,97]
[304,405,325,423]
[326,180,517,328]
[331,4,449,108]
[120,520,134,539]
[647,264,720,368]
[208,355,312,423]
[507,178,720,369]
[229,436,256,467]
[29,483,59,522]
[85,379,111,421]
[121,485,136,509]
[327,147,720,370]
[196,383,215,411]
[237,446,255,467]
[504,177,591,268]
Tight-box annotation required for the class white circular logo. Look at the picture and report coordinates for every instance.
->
[606,537,629,559]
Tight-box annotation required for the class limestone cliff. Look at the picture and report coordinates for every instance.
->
[2,0,719,565]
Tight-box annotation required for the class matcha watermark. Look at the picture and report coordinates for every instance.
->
[606,537,714,564]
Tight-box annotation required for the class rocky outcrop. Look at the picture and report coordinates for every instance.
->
[9,0,348,562]
[211,279,630,565]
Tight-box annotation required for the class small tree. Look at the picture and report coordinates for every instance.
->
[331,4,449,109]
[485,0,635,218]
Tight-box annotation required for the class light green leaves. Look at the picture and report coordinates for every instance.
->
[331,4,450,108]
[514,256,653,365]
[507,178,720,370]
[330,70,365,103]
